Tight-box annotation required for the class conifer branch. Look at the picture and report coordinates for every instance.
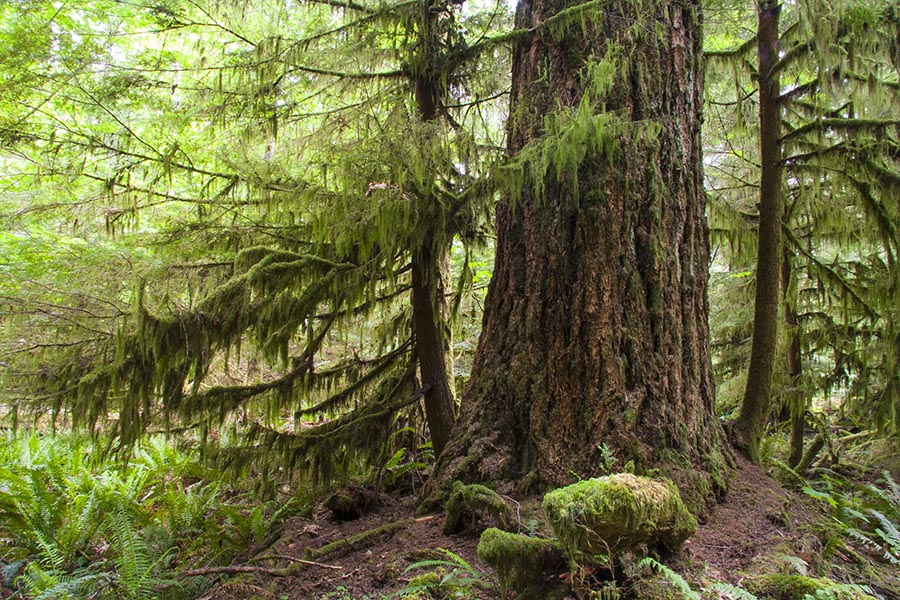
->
[295,339,413,418]
[781,118,900,145]
[783,227,878,319]
[705,35,757,60]
[306,0,401,14]
[771,39,814,78]
[286,63,405,81]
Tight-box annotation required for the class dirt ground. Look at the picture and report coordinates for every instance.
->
[200,457,882,599]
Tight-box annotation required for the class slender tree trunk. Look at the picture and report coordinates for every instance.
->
[782,250,806,468]
[733,0,783,463]
[411,236,455,456]
[428,0,729,511]
[410,0,456,456]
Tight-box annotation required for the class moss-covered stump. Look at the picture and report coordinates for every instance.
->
[476,527,568,600]
[324,484,382,521]
[442,481,515,534]
[543,473,697,556]
[746,574,876,600]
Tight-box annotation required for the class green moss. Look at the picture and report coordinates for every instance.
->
[542,473,697,556]
[407,570,442,588]
[476,528,567,600]
[746,574,876,600]
[442,481,514,534]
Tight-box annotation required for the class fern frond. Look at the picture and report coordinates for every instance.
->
[637,557,702,600]
[707,581,759,600]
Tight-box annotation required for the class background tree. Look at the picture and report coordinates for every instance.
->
[0,0,511,484]
[706,0,900,464]
[732,0,783,464]
[430,0,730,510]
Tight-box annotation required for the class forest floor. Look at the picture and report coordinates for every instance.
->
[201,456,893,599]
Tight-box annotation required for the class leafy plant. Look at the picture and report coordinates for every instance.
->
[0,432,284,599]
[374,428,433,493]
[637,557,701,600]
[396,549,495,599]
[805,470,900,565]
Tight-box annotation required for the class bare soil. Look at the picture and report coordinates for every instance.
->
[200,457,847,599]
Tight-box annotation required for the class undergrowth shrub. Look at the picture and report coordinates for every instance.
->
[804,470,900,565]
[0,433,289,599]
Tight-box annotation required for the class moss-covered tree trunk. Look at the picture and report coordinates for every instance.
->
[782,250,805,468]
[410,0,456,456]
[429,0,728,510]
[411,235,455,456]
[733,0,782,463]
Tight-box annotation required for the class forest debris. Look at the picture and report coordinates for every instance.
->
[177,557,342,580]
[796,433,825,474]
[543,473,697,556]
[305,518,413,561]
[250,554,343,570]
[442,481,516,534]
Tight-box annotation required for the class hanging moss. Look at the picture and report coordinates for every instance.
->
[476,528,567,600]
[542,473,697,556]
[442,481,516,535]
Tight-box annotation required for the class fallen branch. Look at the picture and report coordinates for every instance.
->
[178,565,295,578]
[306,518,415,561]
[796,433,825,474]
[250,554,343,570]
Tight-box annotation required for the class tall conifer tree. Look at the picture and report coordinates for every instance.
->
[431,0,730,509]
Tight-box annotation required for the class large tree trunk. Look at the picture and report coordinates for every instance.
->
[733,0,783,463]
[429,0,729,511]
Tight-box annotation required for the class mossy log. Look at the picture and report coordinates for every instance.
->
[476,527,568,600]
[542,473,697,556]
[304,518,419,561]
[442,481,515,534]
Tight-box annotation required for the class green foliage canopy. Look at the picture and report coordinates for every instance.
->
[0,0,512,485]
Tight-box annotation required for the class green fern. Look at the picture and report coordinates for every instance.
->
[708,582,760,600]
[805,470,900,565]
[637,557,701,600]
[397,548,495,598]
[0,432,278,599]
[808,581,877,600]
[20,562,110,600]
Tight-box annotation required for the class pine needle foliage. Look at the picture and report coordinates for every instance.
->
[705,0,900,435]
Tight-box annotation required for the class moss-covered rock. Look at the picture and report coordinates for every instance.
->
[476,527,567,600]
[442,481,515,535]
[746,574,876,600]
[542,473,697,556]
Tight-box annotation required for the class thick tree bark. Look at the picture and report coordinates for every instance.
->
[734,0,783,463]
[428,0,729,511]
